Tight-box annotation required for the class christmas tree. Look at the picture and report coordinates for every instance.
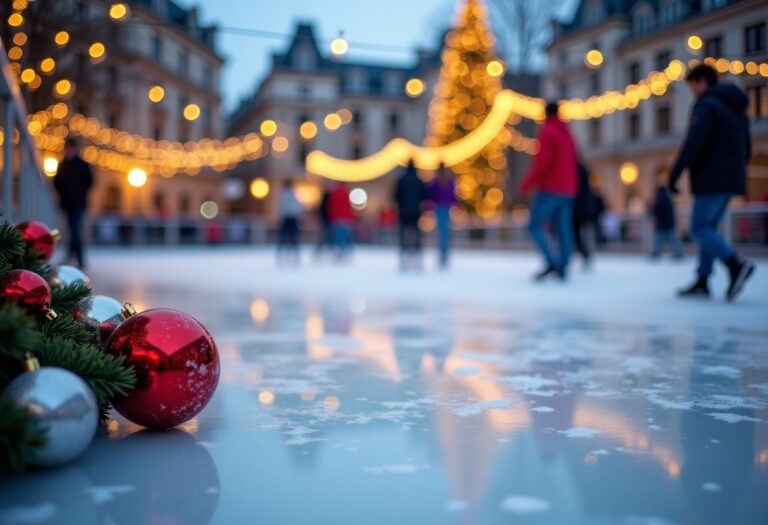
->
[426,0,508,218]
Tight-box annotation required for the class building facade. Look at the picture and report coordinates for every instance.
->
[71,0,225,219]
[545,0,768,210]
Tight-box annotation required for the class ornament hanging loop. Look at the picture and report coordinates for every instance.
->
[121,303,136,319]
[23,352,40,372]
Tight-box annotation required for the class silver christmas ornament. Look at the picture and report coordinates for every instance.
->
[47,265,90,289]
[72,296,133,347]
[4,354,98,467]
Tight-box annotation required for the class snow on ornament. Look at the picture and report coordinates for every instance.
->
[103,308,220,429]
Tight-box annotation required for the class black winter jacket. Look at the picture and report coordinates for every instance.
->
[651,187,676,230]
[394,166,427,223]
[53,155,93,210]
[669,84,751,196]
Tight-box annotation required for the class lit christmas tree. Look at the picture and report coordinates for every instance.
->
[426,0,508,218]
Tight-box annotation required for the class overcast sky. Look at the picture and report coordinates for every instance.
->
[185,0,578,111]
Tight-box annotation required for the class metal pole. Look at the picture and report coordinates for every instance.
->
[2,97,14,221]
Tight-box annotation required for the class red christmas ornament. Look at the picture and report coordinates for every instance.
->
[0,269,57,320]
[15,221,60,261]
[104,308,220,429]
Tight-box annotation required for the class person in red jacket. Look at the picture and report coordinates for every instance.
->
[520,101,579,281]
[327,182,355,258]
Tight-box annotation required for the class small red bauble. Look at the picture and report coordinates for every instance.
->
[15,221,60,261]
[0,269,57,319]
[104,308,220,429]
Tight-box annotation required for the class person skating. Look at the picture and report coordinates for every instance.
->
[327,182,355,260]
[668,64,755,301]
[53,138,93,269]
[573,162,602,269]
[427,163,457,268]
[276,179,303,263]
[520,101,578,281]
[394,160,428,271]
[650,185,683,260]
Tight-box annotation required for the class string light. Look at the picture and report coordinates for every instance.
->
[486,60,505,77]
[7,47,23,60]
[39,57,55,74]
[19,68,35,84]
[272,136,289,153]
[43,156,58,176]
[249,178,270,199]
[323,113,342,131]
[299,121,318,140]
[619,162,639,185]
[405,78,425,97]
[53,79,72,97]
[8,13,24,27]
[260,119,277,136]
[585,49,604,68]
[147,85,165,102]
[183,103,201,121]
[127,167,148,187]
[109,3,130,21]
[89,42,106,61]
[12,32,27,46]
[687,35,703,52]
[54,31,70,46]
[330,34,349,57]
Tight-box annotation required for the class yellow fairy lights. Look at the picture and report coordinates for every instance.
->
[40,58,56,74]
[54,31,70,46]
[8,13,24,27]
[7,47,23,60]
[109,3,130,21]
[53,79,72,97]
[127,167,148,187]
[20,68,35,84]
[323,113,342,130]
[405,78,425,97]
[43,156,59,177]
[249,178,270,199]
[12,32,27,46]
[486,60,505,77]
[330,36,349,57]
[89,42,106,61]
[272,136,289,153]
[687,35,703,51]
[183,103,201,121]
[260,119,277,136]
[299,121,318,140]
[147,85,165,102]
[585,49,604,68]
[619,162,639,185]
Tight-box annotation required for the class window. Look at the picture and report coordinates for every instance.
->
[369,75,382,94]
[628,112,641,140]
[202,64,213,89]
[656,105,671,133]
[179,194,191,215]
[178,49,189,76]
[389,111,399,133]
[153,193,166,213]
[352,110,362,129]
[582,0,603,25]
[633,3,654,35]
[107,113,118,129]
[702,0,727,10]
[747,84,768,120]
[655,51,671,71]
[660,0,679,26]
[590,119,601,146]
[294,45,316,71]
[628,62,641,84]
[591,71,600,93]
[153,36,162,63]
[153,124,163,141]
[704,36,723,58]
[745,23,767,55]
[347,69,366,93]
[298,84,310,100]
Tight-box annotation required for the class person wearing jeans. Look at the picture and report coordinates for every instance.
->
[520,101,578,281]
[650,186,683,259]
[668,64,755,301]
[53,138,93,269]
[427,164,457,268]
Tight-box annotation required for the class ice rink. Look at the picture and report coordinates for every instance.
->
[2,247,767,525]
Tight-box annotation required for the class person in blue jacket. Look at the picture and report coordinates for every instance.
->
[669,64,755,301]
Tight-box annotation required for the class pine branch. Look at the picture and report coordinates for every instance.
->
[0,222,25,266]
[51,282,92,312]
[35,337,137,412]
[38,311,97,346]
[0,303,41,386]
[0,396,47,473]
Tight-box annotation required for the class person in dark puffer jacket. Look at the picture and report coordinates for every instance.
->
[668,64,755,302]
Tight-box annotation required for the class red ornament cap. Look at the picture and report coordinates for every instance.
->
[104,308,220,429]
[14,221,60,261]
[0,269,57,319]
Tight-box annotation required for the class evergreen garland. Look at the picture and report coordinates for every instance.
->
[0,219,136,472]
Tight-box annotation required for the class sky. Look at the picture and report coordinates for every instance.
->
[185,0,578,112]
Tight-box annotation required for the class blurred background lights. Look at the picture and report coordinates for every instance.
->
[39,57,55,74]
[183,103,201,121]
[405,78,425,97]
[8,13,24,27]
[148,85,165,102]
[619,162,639,185]
[330,33,349,56]
[349,188,368,209]
[272,136,289,153]
[127,167,147,188]
[53,79,72,97]
[486,60,505,77]
[43,156,58,177]
[250,177,270,199]
[109,3,130,21]
[200,200,219,219]
[54,31,69,46]
[324,113,342,130]
[299,121,318,140]
[88,42,106,59]
[260,119,277,136]
[687,35,703,51]
[585,49,604,68]
[250,299,269,323]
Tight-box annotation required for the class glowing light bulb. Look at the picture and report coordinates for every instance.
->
[43,156,59,176]
[299,121,318,140]
[324,113,342,131]
[127,167,147,187]
[8,13,24,27]
[200,200,219,219]
[20,68,35,84]
[250,177,270,199]
[260,119,277,136]
[405,78,425,97]
[148,85,165,102]
[40,57,55,73]
[89,42,106,59]
[183,103,201,121]
[109,3,130,21]
[54,79,72,97]
[486,60,505,77]
[585,49,604,68]
[330,35,348,56]
[687,35,703,51]
[54,31,69,46]
[619,162,639,185]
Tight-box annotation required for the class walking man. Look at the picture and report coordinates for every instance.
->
[520,101,578,281]
[669,64,755,301]
[650,185,683,260]
[428,163,457,268]
[53,138,93,269]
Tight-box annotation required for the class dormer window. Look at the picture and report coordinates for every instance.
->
[582,0,603,25]
[660,0,680,26]
[294,45,316,71]
[633,2,654,35]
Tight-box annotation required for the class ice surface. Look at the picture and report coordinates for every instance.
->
[1,248,766,525]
